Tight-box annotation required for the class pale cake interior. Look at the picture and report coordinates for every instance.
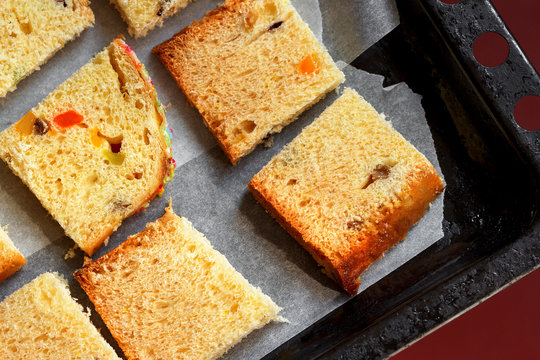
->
[0,0,94,97]
[0,39,171,255]
[0,273,120,359]
[76,207,282,360]
[154,0,344,163]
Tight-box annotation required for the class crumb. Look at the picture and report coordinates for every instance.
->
[263,135,274,148]
[164,102,172,110]
[64,244,78,260]
[277,316,290,323]
[104,238,109,247]
[83,256,92,266]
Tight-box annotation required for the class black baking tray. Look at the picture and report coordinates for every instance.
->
[265,0,540,359]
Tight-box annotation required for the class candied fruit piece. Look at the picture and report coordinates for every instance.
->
[33,118,49,136]
[15,111,37,136]
[103,150,125,165]
[298,54,318,75]
[54,110,84,128]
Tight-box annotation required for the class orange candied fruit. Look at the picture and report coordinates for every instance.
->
[298,54,319,75]
[53,110,84,128]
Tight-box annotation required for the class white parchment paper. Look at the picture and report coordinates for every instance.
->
[0,1,443,359]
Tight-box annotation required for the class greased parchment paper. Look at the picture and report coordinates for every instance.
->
[0,1,445,359]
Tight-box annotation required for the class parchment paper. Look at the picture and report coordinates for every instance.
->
[0,1,444,359]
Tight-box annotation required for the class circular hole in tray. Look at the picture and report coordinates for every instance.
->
[439,0,462,4]
[514,95,540,131]
[473,32,510,67]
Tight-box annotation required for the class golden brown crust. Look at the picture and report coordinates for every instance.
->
[74,214,167,359]
[153,0,344,165]
[0,250,27,283]
[77,40,169,256]
[248,179,341,284]
[152,2,246,164]
[75,0,95,23]
[75,207,281,360]
[249,166,444,295]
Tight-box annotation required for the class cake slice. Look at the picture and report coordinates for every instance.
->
[111,0,192,38]
[153,0,344,164]
[0,272,120,359]
[249,88,444,295]
[0,0,94,98]
[75,205,282,360]
[0,37,175,255]
[0,226,27,283]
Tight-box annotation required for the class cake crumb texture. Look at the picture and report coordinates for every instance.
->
[249,88,444,295]
[153,0,344,164]
[0,38,174,255]
[75,205,282,360]
[0,227,26,283]
[111,0,192,38]
[0,0,94,97]
[0,272,120,359]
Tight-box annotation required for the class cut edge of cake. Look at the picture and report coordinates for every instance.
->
[74,203,283,360]
[110,0,192,38]
[0,0,95,98]
[0,226,27,283]
[152,0,345,165]
[248,88,444,295]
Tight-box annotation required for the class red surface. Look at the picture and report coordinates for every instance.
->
[391,2,540,358]
[391,268,540,360]
[491,0,540,74]
[491,0,540,131]
[473,32,510,68]
[514,95,540,131]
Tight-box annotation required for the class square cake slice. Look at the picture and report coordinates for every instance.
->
[0,37,175,255]
[153,0,344,164]
[75,205,282,360]
[0,0,94,98]
[111,0,192,38]
[0,272,120,359]
[0,227,27,283]
[249,88,444,295]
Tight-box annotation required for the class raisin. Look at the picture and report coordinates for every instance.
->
[268,21,283,31]
[362,164,392,189]
[157,7,163,16]
[33,118,49,136]
[372,164,391,180]
[347,220,363,230]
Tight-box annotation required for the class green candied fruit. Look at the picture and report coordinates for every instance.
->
[103,149,125,165]
[160,123,172,148]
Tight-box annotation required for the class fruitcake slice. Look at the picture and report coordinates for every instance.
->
[111,0,192,38]
[153,0,344,164]
[75,205,282,360]
[0,273,120,359]
[0,226,27,283]
[249,88,444,295]
[0,38,175,255]
[0,0,94,98]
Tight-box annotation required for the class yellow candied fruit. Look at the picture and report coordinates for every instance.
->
[298,54,319,75]
[103,149,125,166]
[14,111,37,136]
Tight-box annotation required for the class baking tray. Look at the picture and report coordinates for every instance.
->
[265,0,540,358]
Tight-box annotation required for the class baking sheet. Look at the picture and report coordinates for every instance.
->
[0,0,446,359]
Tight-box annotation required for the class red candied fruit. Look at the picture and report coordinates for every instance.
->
[53,110,84,128]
